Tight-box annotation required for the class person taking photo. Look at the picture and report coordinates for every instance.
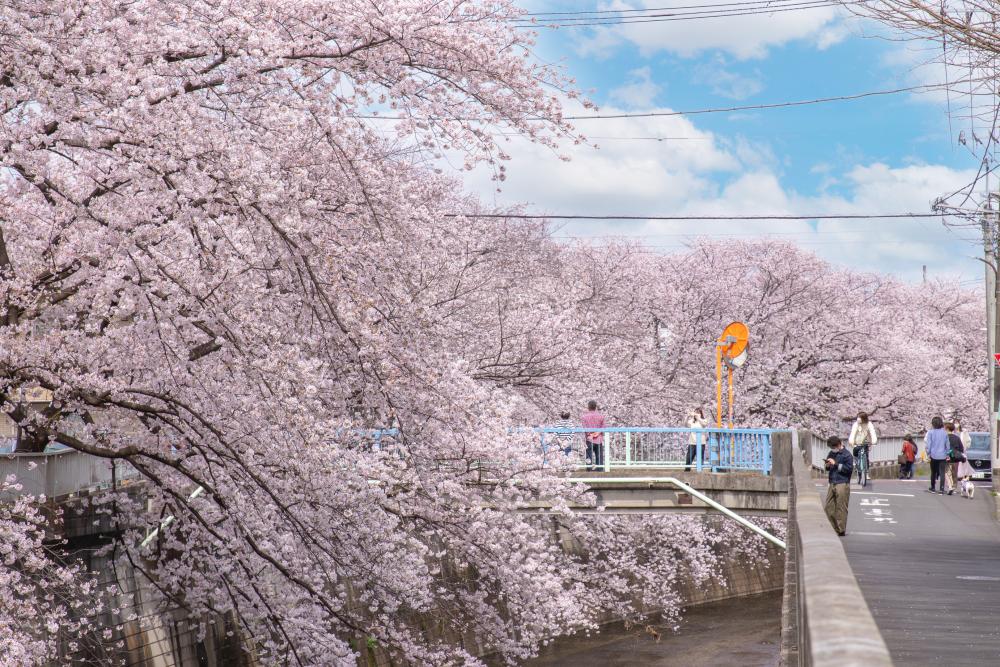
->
[824,436,854,537]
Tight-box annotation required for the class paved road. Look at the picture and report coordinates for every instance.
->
[830,479,1000,666]
[523,590,780,667]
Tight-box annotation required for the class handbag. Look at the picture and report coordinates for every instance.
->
[897,453,907,465]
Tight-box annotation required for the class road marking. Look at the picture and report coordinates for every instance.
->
[851,531,895,537]
[956,575,1000,581]
[853,491,914,497]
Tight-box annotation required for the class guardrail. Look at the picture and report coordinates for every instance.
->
[536,427,777,474]
[0,448,141,501]
[0,429,401,501]
[805,433,913,470]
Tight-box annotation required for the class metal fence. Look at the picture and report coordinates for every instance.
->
[0,429,401,501]
[804,433,912,470]
[0,448,141,501]
[537,427,778,474]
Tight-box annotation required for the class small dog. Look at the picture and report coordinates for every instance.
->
[961,479,975,499]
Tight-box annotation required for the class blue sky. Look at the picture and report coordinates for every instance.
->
[459,2,995,285]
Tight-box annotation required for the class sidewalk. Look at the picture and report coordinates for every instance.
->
[835,479,1000,666]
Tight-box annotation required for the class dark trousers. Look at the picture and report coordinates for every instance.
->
[586,440,604,469]
[899,461,914,479]
[685,444,701,471]
[929,458,946,490]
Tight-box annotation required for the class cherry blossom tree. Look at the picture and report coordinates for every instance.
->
[0,478,108,664]
[1,1,772,665]
[1,1,986,664]
[523,239,985,435]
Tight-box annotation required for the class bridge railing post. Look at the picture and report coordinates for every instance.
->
[695,432,703,472]
[624,431,631,468]
[603,438,610,473]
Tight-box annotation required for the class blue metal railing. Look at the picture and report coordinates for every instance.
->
[536,427,778,474]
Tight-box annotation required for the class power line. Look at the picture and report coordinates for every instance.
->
[450,213,948,221]
[523,0,850,16]
[554,228,957,238]
[563,85,943,119]
[357,84,946,121]
[515,0,853,28]
[498,133,711,141]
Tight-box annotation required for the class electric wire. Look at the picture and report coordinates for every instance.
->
[522,0,854,16]
[357,84,949,121]
[449,212,949,221]
[514,0,856,28]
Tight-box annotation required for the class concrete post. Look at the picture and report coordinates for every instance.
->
[770,431,792,478]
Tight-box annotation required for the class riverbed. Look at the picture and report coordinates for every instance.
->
[525,590,782,666]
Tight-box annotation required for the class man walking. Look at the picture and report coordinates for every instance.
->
[580,400,606,472]
[824,436,853,537]
[924,416,949,494]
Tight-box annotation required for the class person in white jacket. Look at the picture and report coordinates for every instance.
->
[685,407,708,471]
[848,412,878,472]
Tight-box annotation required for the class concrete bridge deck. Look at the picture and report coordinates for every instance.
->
[837,479,1000,666]
[551,470,788,514]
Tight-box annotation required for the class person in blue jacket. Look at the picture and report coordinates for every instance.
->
[924,416,949,494]
[824,435,854,537]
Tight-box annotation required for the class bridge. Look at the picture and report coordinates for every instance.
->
[4,426,999,666]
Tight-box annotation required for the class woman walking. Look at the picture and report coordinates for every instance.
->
[956,447,977,497]
[944,421,965,495]
[899,435,917,480]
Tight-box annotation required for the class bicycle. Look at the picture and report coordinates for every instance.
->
[855,445,869,488]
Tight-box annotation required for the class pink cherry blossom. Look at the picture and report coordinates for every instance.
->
[0,1,984,664]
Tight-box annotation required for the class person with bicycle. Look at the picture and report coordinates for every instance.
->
[848,412,877,486]
[824,436,854,537]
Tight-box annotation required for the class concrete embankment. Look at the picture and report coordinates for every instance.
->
[526,590,782,667]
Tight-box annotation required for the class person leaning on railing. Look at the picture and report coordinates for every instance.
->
[553,411,575,456]
[580,400,605,472]
[684,407,708,472]
[824,435,854,537]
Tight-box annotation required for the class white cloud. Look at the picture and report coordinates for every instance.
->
[458,100,981,283]
[609,67,663,108]
[815,20,854,50]
[575,1,854,60]
[693,59,764,100]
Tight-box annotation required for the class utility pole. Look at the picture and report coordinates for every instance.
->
[983,197,1000,495]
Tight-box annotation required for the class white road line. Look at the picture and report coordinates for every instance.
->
[853,491,914,497]
[851,531,895,537]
